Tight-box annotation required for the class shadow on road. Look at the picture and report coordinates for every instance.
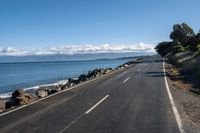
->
[138,55,163,64]
[146,72,164,77]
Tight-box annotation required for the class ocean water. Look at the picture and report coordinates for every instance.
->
[0,58,134,96]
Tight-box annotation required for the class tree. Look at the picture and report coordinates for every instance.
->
[170,23,195,47]
[155,42,172,57]
[190,33,200,51]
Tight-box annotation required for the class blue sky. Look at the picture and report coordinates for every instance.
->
[0,0,200,52]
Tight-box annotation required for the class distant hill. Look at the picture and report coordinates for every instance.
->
[0,52,154,63]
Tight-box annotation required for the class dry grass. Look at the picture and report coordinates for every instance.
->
[165,64,192,90]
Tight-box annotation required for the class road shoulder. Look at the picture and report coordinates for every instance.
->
[165,62,200,133]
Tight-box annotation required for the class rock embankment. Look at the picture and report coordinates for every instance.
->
[0,58,141,112]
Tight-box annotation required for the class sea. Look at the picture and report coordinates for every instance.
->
[0,58,135,98]
[0,52,154,98]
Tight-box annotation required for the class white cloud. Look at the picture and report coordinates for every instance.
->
[0,43,155,56]
[0,47,29,56]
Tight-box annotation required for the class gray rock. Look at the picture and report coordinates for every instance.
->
[78,74,87,82]
[55,85,62,91]
[69,83,75,87]
[87,68,106,79]
[36,89,48,98]
[48,85,62,94]
[103,68,112,74]
[11,89,34,105]
[37,84,62,95]
[57,80,69,90]
[124,64,129,67]
[68,78,79,85]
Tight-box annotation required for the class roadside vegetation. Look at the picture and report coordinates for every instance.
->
[155,23,200,56]
[155,23,200,80]
[155,23,200,131]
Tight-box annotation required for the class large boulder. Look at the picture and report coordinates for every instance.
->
[124,64,129,67]
[0,98,6,112]
[36,89,48,98]
[57,80,69,90]
[48,85,62,94]
[11,89,34,105]
[103,68,112,74]
[87,70,95,79]
[68,78,79,85]
[37,84,62,95]
[78,74,87,82]
[116,65,124,70]
[87,68,104,79]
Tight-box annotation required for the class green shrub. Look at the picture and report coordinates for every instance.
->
[174,45,185,53]
[196,44,200,52]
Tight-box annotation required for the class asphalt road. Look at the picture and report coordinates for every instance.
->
[0,55,180,133]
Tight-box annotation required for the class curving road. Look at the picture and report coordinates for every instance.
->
[0,55,181,133]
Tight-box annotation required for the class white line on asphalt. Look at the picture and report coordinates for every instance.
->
[85,95,109,114]
[123,77,130,83]
[0,62,128,117]
[137,69,141,72]
[60,94,109,133]
[60,115,82,133]
[163,60,185,133]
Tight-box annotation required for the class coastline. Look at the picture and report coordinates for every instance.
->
[0,57,138,98]
[0,57,143,112]
[0,56,140,96]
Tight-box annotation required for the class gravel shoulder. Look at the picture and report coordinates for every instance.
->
[165,62,200,133]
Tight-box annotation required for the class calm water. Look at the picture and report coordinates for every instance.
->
[0,58,133,95]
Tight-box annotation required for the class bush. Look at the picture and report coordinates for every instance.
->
[196,44,200,52]
[174,45,185,53]
[155,42,172,57]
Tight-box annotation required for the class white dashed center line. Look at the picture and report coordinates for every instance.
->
[123,77,130,83]
[85,94,109,114]
[60,94,110,133]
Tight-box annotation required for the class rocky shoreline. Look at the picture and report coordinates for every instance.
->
[0,58,142,112]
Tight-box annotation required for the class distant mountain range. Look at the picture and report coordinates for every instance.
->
[0,52,155,63]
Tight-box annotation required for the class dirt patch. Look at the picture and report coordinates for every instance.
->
[165,62,200,133]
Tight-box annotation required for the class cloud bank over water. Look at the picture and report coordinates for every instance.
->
[0,43,155,56]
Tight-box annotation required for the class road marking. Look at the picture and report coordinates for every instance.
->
[60,94,109,132]
[85,95,109,114]
[123,77,130,83]
[0,60,131,117]
[163,60,185,133]
[137,69,141,72]
[60,115,82,133]
[0,58,140,117]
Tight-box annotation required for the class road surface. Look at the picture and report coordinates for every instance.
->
[0,55,181,133]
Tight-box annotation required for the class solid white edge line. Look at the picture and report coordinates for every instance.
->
[123,77,130,83]
[163,59,185,133]
[85,94,109,114]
